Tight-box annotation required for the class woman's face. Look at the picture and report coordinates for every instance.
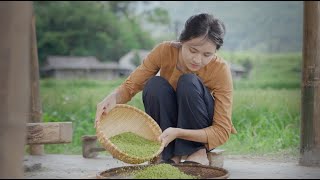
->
[180,36,217,72]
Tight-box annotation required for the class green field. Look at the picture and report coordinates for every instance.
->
[35,52,302,157]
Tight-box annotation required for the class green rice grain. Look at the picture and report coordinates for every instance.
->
[109,132,161,158]
[133,164,198,179]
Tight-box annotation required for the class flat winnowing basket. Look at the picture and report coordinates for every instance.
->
[96,104,164,164]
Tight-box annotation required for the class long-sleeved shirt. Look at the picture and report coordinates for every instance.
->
[116,41,237,150]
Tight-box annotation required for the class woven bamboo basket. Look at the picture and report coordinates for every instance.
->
[96,104,164,164]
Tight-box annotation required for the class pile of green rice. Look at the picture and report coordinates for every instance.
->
[133,164,198,179]
[109,132,161,158]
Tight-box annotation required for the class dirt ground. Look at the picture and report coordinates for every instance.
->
[23,154,320,179]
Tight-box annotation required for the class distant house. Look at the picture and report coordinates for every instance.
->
[40,56,132,80]
[119,49,161,76]
[228,62,248,79]
[118,49,150,71]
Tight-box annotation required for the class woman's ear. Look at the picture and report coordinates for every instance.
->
[213,53,218,60]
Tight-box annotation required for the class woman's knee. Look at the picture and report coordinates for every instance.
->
[143,76,174,99]
[176,74,202,96]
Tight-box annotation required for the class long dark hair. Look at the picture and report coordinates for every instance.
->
[178,13,226,50]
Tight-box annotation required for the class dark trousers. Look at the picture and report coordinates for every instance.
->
[142,74,215,161]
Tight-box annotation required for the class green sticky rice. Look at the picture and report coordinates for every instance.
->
[109,132,161,158]
[133,164,198,179]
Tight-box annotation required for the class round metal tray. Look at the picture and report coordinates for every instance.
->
[96,164,229,179]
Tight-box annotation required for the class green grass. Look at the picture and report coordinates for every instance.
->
[220,89,300,156]
[37,52,302,157]
[218,51,302,90]
[40,78,144,154]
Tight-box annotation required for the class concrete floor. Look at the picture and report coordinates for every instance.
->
[23,154,320,179]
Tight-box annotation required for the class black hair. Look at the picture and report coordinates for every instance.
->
[178,13,226,50]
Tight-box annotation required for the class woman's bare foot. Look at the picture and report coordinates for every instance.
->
[171,155,182,164]
[185,148,209,165]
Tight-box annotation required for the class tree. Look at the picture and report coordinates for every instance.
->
[33,1,170,65]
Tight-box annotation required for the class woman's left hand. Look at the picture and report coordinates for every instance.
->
[159,127,180,147]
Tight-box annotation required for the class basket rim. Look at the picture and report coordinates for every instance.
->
[96,104,164,164]
[96,164,230,179]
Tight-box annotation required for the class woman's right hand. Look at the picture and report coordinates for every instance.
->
[94,93,117,128]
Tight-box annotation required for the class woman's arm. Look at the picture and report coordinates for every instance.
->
[95,42,167,128]
[159,127,208,147]
[94,89,117,128]
[203,61,234,150]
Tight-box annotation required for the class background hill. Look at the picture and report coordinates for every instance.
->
[34,1,303,65]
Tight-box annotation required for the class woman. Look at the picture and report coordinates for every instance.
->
[95,13,237,165]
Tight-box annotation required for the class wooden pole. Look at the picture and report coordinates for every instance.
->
[0,1,33,178]
[28,11,44,155]
[300,1,320,167]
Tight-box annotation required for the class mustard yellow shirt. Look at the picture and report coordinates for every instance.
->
[116,41,237,150]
